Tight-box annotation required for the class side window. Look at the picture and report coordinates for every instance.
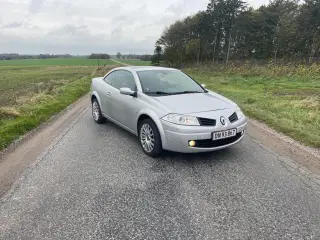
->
[111,70,136,91]
[103,71,116,84]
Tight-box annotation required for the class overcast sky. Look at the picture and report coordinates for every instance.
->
[0,0,269,55]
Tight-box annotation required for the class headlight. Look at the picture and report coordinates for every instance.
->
[162,114,200,126]
[236,106,244,119]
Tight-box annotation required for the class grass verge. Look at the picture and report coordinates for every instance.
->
[185,64,320,148]
[0,65,116,150]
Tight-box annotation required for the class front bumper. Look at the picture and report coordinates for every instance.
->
[161,118,247,153]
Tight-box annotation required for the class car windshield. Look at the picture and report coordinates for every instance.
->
[137,70,205,95]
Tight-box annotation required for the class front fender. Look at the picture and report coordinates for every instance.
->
[91,91,102,108]
[136,109,168,149]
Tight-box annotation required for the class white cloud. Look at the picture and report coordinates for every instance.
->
[28,0,46,14]
[0,0,269,54]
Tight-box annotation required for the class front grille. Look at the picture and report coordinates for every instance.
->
[198,117,216,126]
[229,112,238,123]
[194,133,242,148]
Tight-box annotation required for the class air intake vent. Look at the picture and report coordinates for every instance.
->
[229,112,238,123]
[194,133,242,148]
[198,117,216,126]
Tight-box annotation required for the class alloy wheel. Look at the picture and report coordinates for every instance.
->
[140,123,155,153]
[92,101,100,121]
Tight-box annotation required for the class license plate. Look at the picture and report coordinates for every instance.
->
[212,129,237,140]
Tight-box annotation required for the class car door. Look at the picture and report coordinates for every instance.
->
[109,70,139,132]
[99,71,116,117]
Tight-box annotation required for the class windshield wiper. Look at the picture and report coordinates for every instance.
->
[170,91,204,95]
[145,91,174,95]
[146,90,204,96]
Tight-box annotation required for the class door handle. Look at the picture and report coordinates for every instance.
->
[106,92,110,95]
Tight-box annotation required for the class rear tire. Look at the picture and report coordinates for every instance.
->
[139,119,163,157]
[92,98,106,124]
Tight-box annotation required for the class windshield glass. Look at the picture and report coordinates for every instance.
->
[137,70,205,95]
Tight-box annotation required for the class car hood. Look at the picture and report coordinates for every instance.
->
[154,92,236,114]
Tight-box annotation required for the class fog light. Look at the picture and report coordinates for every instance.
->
[241,130,244,135]
[189,140,196,147]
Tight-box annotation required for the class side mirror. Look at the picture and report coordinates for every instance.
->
[120,87,136,97]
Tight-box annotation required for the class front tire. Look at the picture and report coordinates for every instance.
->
[139,119,163,157]
[92,99,106,124]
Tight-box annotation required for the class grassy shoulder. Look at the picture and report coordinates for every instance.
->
[0,65,115,150]
[185,64,320,148]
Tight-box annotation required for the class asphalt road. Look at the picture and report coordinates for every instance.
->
[0,108,319,240]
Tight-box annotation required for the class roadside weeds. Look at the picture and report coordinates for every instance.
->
[0,65,117,151]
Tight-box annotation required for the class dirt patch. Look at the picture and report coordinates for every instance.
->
[0,107,21,118]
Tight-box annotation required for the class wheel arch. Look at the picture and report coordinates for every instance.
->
[91,91,102,108]
[136,110,167,148]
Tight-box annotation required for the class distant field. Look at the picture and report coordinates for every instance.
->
[0,65,117,150]
[119,59,151,66]
[0,58,115,66]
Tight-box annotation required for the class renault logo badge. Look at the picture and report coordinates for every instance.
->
[220,116,226,125]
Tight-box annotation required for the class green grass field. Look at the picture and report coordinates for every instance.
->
[0,58,114,66]
[185,64,320,148]
[0,64,117,150]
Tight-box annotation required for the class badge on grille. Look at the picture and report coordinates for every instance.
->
[220,116,226,125]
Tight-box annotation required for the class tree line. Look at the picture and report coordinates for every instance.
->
[155,0,320,65]
[115,53,153,61]
[0,53,72,60]
[88,53,110,59]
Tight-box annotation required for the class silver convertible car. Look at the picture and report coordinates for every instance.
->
[90,66,247,157]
